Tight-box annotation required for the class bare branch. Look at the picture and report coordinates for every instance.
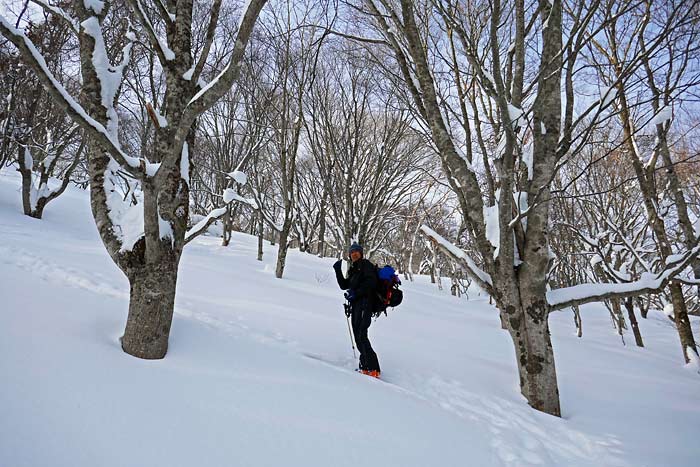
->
[0,15,145,178]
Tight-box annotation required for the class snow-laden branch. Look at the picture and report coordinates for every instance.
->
[29,0,80,34]
[548,239,700,311]
[0,15,145,178]
[420,225,494,294]
[182,0,267,131]
[127,0,175,64]
[184,190,259,245]
[184,207,227,245]
[223,188,257,209]
[190,0,223,85]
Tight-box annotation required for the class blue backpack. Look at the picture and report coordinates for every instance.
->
[374,265,403,316]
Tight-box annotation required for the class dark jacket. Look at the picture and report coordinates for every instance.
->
[334,257,381,372]
[334,258,377,310]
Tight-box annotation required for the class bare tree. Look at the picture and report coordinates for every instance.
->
[350,0,700,416]
[305,52,431,259]
[1,0,267,359]
[585,0,700,362]
[1,11,84,218]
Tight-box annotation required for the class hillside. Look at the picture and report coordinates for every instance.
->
[0,169,698,467]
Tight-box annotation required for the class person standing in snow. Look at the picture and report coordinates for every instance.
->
[333,242,381,378]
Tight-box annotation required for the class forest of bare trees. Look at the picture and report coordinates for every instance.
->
[1,0,699,416]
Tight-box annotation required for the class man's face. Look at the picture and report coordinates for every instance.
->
[350,250,362,263]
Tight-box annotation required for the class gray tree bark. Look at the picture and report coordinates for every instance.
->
[1,0,268,359]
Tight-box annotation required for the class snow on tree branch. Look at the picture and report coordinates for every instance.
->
[0,15,145,178]
[185,191,258,245]
[420,225,494,293]
[128,0,175,64]
[548,239,700,311]
[29,0,80,34]
[180,0,267,136]
[185,207,227,245]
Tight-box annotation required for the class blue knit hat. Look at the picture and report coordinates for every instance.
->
[348,242,363,255]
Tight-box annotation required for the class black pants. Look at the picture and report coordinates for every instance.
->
[351,301,380,372]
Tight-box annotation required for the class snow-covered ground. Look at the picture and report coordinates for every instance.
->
[1,168,698,467]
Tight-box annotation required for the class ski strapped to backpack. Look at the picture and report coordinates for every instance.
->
[374,265,403,317]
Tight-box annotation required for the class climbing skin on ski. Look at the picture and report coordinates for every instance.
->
[358,369,381,379]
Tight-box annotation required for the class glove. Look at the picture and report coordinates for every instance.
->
[333,260,342,271]
[344,289,356,303]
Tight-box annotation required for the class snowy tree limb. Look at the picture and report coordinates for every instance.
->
[184,207,227,245]
[420,225,494,295]
[185,195,258,245]
[180,0,267,140]
[127,0,175,66]
[152,0,175,25]
[0,15,145,179]
[190,0,223,85]
[29,0,80,34]
[548,239,700,311]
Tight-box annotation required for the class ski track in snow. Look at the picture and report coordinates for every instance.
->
[0,245,126,299]
[2,171,687,466]
[175,298,299,349]
[0,241,629,467]
[0,242,297,350]
[300,351,627,466]
[411,375,627,467]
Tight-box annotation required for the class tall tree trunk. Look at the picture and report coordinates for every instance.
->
[611,298,626,343]
[222,204,232,246]
[257,211,264,261]
[618,94,698,362]
[317,197,327,257]
[573,305,582,338]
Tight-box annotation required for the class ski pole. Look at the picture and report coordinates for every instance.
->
[344,302,356,358]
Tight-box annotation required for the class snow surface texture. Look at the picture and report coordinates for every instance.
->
[0,169,698,467]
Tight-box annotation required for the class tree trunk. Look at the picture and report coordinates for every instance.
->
[611,299,626,343]
[257,211,264,261]
[121,258,179,359]
[573,305,582,338]
[275,219,291,278]
[18,158,36,217]
[317,198,327,257]
[624,297,644,347]
[222,204,232,246]
[639,297,649,319]
[669,282,697,363]
[502,296,561,417]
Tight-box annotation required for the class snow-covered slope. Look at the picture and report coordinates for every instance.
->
[1,169,698,467]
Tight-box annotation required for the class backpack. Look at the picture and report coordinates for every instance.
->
[374,264,403,317]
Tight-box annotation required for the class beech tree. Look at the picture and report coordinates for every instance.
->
[1,12,84,218]
[0,0,268,359]
[584,0,700,362]
[351,0,700,416]
[305,54,431,258]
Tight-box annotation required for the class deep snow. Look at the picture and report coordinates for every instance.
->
[0,169,698,467]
